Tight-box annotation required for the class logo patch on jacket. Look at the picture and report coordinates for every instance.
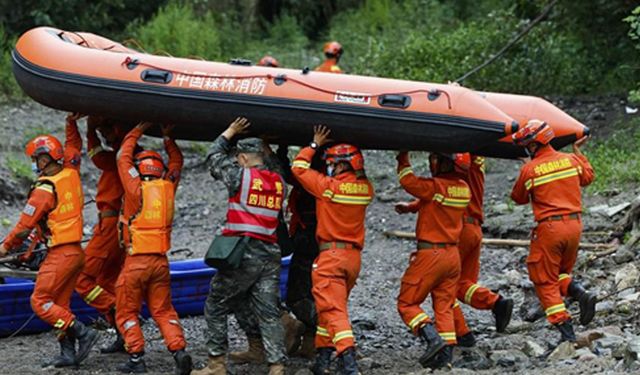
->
[23,204,36,216]
[128,167,139,178]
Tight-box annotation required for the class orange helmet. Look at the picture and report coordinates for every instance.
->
[323,41,343,58]
[324,144,364,172]
[258,55,279,67]
[134,150,165,178]
[512,119,555,147]
[25,135,64,161]
[453,153,471,172]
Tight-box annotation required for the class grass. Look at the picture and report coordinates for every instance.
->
[5,155,33,181]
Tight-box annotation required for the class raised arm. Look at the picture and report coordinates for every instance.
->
[572,136,595,187]
[162,125,183,187]
[206,117,248,196]
[117,124,146,200]
[291,125,333,199]
[87,117,118,171]
[510,164,531,205]
[396,152,436,200]
[63,113,83,170]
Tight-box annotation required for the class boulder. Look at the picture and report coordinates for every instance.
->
[547,342,576,361]
[615,263,639,292]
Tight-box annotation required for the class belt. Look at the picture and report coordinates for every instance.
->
[539,213,581,223]
[319,241,360,251]
[464,217,481,225]
[417,241,455,250]
[99,210,119,218]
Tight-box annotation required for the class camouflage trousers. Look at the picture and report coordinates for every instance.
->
[203,237,286,364]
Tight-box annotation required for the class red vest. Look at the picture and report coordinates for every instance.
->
[223,168,285,243]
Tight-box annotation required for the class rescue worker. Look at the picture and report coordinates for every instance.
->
[258,55,280,67]
[510,120,596,343]
[196,117,287,375]
[315,41,343,73]
[292,125,374,375]
[115,122,192,374]
[75,116,127,353]
[1,113,99,367]
[395,151,470,369]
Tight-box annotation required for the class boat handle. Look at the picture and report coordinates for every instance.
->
[140,69,173,84]
[378,94,411,109]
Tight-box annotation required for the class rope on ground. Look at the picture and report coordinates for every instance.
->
[454,0,559,83]
[7,313,36,339]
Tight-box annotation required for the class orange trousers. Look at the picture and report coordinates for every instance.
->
[527,218,581,325]
[311,247,361,355]
[31,243,84,330]
[453,222,500,336]
[75,216,125,323]
[397,247,460,345]
[115,254,186,354]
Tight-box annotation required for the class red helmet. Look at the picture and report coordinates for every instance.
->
[25,135,64,161]
[258,55,279,67]
[453,153,471,172]
[135,150,165,178]
[512,119,555,147]
[323,41,343,58]
[324,144,364,171]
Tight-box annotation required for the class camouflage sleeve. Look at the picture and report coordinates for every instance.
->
[207,135,243,196]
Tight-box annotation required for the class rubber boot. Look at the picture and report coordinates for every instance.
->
[311,347,334,375]
[101,330,125,354]
[492,296,514,333]
[568,280,597,325]
[296,330,316,359]
[228,337,265,364]
[42,335,76,368]
[268,363,286,375]
[67,319,100,364]
[282,312,305,355]
[192,355,226,375]
[337,347,359,375]
[456,332,476,348]
[418,323,446,368]
[426,345,453,370]
[118,352,147,373]
[556,321,576,343]
[172,349,193,375]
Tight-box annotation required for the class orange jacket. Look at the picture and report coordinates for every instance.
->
[464,155,485,223]
[291,147,373,248]
[397,152,470,244]
[3,119,82,251]
[87,126,123,212]
[511,145,594,222]
[117,128,183,249]
[315,59,343,74]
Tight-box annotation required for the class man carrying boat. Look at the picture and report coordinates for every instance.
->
[315,41,343,73]
[1,113,100,368]
[395,151,470,369]
[195,117,287,375]
[511,119,597,343]
[115,122,192,374]
[292,126,374,375]
[74,116,127,353]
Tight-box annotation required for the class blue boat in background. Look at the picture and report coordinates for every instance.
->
[0,257,291,336]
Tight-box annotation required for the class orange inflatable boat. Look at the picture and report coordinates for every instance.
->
[12,27,518,154]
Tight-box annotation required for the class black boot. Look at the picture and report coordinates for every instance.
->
[311,347,334,375]
[457,332,476,348]
[418,323,446,368]
[427,345,453,370]
[42,335,76,368]
[118,353,147,373]
[492,296,514,333]
[556,321,576,343]
[172,349,192,375]
[568,280,597,325]
[337,347,359,375]
[101,330,126,354]
[67,319,100,364]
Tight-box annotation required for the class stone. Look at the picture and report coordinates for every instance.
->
[576,347,597,361]
[505,269,523,285]
[523,340,546,357]
[615,246,635,264]
[453,347,492,370]
[294,369,314,375]
[490,349,529,368]
[622,292,640,302]
[576,330,605,349]
[615,263,639,292]
[547,342,576,361]
[625,337,640,367]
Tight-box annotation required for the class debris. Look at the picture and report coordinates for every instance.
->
[575,347,597,361]
[625,337,640,368]
[548,342,576,361]
[490,349,529,368]
[523,340,546,357]
[615,263,639,291]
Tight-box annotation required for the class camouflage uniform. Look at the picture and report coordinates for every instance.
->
[203,135,286,364]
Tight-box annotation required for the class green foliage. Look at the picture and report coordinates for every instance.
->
[5,155,33,181]
[624,6,640,104]
[0,25,22,101]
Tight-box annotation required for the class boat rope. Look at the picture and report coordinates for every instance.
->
[119,56,453,109]
[7,313,36,339]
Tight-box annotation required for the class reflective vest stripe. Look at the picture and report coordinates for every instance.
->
[225,223,277,236]
[228,202,279,218]
[526,167,579,190]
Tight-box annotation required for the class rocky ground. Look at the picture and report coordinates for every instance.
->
[0,97,639,374]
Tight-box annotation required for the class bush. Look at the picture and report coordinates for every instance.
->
[624,6,640,104]
[5,155,33,181]
[0,26,23,101]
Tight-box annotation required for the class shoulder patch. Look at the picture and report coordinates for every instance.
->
[23,204,36,216]
[128,167,140,178]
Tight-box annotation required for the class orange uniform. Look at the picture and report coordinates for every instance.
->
[396,152,469,345]
[315,59,343,73]
[3,120,84,331]
[115,127,186,354]
[511,145,594,324]
[291,146,373,354]
[452,156,500,336]
[75,126,125,323]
